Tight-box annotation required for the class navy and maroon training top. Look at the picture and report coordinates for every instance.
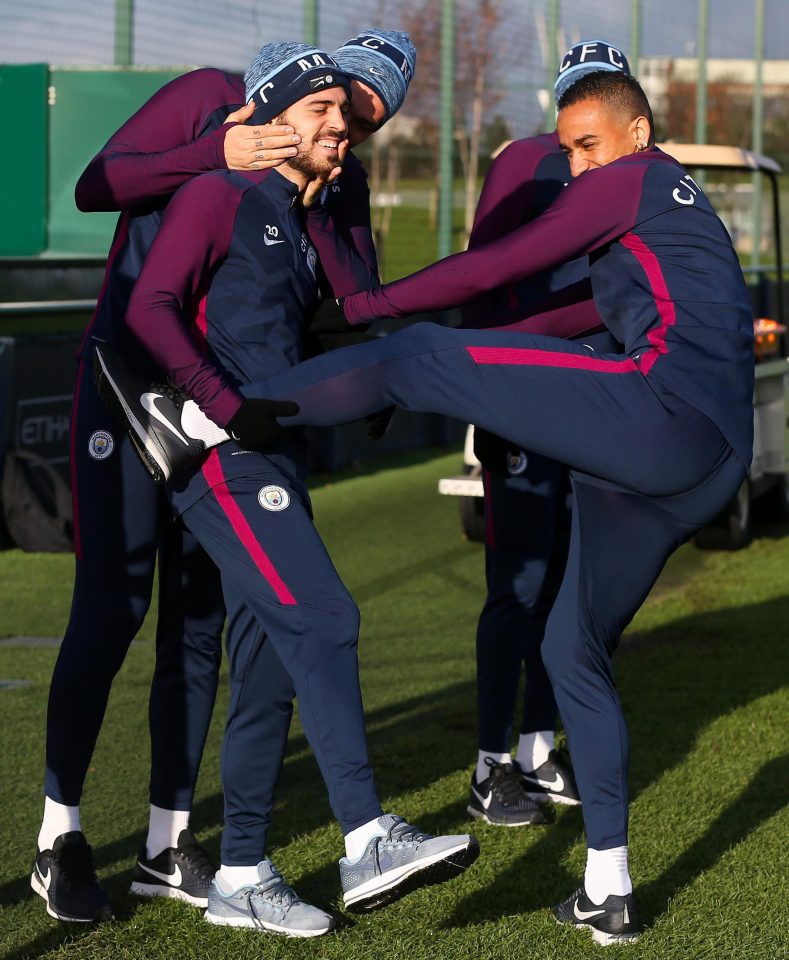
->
[462,131,600,337]
[342,148,755,467]
[126,167,321,507]
[307,150,380,296]
[75,67,379,389]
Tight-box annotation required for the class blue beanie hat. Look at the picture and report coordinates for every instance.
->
[244,42,351,125]
[334,29,416,122]
[554,40,631,104]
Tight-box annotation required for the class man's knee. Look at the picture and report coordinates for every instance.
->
[304,594,361,660]
[392,320,450,353]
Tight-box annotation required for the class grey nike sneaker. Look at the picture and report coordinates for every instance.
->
[204,860,335,937]
[340,814,480,912]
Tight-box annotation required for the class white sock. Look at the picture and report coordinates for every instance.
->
[216,863,262,892]
[515,730,554,771]
[146,805,190,859]
[38,797,81,852]
[181,400,230,447]
[475,750,511,784]
[344,817,388,861]
[584,846,632,903]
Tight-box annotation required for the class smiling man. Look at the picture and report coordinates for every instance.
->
[93,41,477,933]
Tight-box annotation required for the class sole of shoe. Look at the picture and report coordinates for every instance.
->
[467,804,547,827]
[129,880,208,908]
[344,837,480,912]
[204,910,335,937]
[125,427,167,485]
[93,348,170,483]
[526,790,582,807]
[592,929,640,947]
[555,916,639,947]
[31,871,114,923]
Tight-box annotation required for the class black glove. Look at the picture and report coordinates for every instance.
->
[364,406,395,441]
[227,398,300,450]
[304,297,373,357]
[473,427,519,475]
[310,296,348,334]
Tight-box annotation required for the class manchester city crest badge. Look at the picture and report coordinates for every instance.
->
[258,484,290,512]
[88,430,115,460]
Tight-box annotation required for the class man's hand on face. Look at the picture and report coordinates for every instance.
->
[302,138,349,208]
[223,102,302,171]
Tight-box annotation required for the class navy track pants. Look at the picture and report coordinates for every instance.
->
[475,331,619,753]
[45,360,225,810]
[476,456,569,751]
[218,582,295,864]
[178,460,382,858]
[244,323,746,848]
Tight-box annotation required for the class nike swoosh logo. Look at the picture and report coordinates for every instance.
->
[139,862,182,887]
[141,393,189,446]
[39,866,52,891]
[574,900,606,921]
[368,66,386,77]
[471,786,493,810]
[263,234,285,246]
[521,772,565,793]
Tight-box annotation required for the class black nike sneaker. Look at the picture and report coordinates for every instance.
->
[94,343,212,484]
[516,749,582,806]
[31,831,114,922]
[554,884,639,946]
[467,760,550,826]
[129,828,216,907]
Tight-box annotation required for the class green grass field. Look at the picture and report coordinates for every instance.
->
[0,448,787,960]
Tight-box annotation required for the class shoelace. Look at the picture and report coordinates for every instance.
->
[53,842,100,890]
[385,817,431,845]
[151,382,186,408]
[489,762,533,806]
[178,835,216,880]
[250,869,300,910]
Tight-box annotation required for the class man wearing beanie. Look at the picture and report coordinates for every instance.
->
[304,29,417,299]
[35,66,299,924]
[93,40,477,934]
[37,30,422,927]
[460,46,642,931]
[464,40,630,834]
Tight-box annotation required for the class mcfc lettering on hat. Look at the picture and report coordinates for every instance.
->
[334,29,416,122]
[554,40,631,103]
[342,32,414,87]
[245,42,352,125]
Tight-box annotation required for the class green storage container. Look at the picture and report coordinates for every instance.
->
[0,65,187,257]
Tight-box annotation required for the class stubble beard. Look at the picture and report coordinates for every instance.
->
[275,112,342,179]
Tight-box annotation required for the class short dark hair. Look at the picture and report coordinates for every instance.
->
[558,71,655,144]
